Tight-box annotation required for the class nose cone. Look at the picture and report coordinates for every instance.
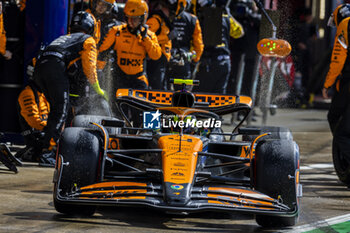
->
[158,134,203,207]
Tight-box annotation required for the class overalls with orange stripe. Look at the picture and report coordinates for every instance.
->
[146,9,172,90]
[324,16,350,134]
[0,10,6,56]
[33,32,105,149]
[99,24,162,89]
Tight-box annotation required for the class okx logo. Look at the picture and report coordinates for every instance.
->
[143,110,161,129]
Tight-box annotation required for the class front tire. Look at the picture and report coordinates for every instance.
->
[254,139,300,227]
[53,127,101,216]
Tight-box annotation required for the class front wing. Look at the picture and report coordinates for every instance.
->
[55,165,297,217]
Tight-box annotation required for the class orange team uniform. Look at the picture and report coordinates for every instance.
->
[324,17,350,135]
[172,11,203,63]
[0,13,6,56]
[33,32,107,149]
[188,13,204,63]
[324,18,350,90]
[17,83,56,149]
[167,10,204,81]
[18,85,50,131]
[19,0,26,11]
[99,24,162,88]
[146,14,172,61]
[86,9,101,45]
[145,12,172,89]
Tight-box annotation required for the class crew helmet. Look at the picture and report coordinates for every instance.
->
[70,11,96,36]
[91,0,115,13]
[124,0,149,25]
[168,0,187,17]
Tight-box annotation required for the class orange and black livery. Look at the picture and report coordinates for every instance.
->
[53,79,301,228]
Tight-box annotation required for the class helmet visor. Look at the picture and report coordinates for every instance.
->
[125,14,143,29]
[96,0,113,15]
[327,14,336,27]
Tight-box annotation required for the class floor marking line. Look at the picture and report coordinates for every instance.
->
[286,213,350,232]
[301,163,334,171]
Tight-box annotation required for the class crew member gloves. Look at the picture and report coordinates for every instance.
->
[92,81,108,101]
[140,25,149,39]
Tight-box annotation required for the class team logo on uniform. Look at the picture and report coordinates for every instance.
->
[120,58,141,66]
[143,110,161,129]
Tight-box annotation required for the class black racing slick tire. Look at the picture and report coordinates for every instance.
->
[242,126,293,142]
[53,127,101,216]
[332,138,350,186]
[254,139,300,227]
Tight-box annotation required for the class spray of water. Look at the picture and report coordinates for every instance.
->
[93,51,116,117]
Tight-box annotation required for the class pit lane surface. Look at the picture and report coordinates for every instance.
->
[0,109,349,233]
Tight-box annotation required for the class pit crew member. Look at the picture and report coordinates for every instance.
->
[99,0,162,90]
[32,11,107,152]
[17,58,55,163]
[323,4,350,164]
[166,0,203,87]
[146,0,174,90]
[193,0,244,94]
[0,2,12,60]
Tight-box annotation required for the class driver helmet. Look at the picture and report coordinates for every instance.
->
[169,115,180,134]
[200,128,211,137]
[328,4,350,28]
[169,115,198,135]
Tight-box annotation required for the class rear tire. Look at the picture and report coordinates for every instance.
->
[53,127,101,216]
[254,139,300,227]
[242,126,293,141]
[332,138,350,186]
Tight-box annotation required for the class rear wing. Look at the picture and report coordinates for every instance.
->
[116,89,252,115]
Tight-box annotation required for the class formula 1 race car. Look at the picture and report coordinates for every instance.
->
[53,79,301,227]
